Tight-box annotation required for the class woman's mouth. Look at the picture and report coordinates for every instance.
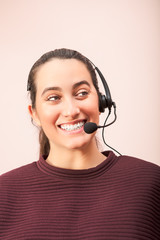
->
[58,120,86,132]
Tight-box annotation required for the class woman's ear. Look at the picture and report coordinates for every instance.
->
[28,105,41,127]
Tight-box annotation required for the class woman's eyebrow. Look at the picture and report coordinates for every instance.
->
[41,87,62,96]
[72,80,90,89]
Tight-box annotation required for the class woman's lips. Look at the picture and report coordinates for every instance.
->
[58,120,86,132]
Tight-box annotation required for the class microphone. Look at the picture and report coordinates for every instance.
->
[84,122,112,134]
[84,122,98,134]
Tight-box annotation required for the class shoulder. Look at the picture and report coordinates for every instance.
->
[113,154,160,185]
[0,162,39,189]
[0,161,43,209]
[106,151,160,172]
[117,154,160,171]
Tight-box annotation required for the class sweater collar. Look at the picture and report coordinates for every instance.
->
[37,151,118,180]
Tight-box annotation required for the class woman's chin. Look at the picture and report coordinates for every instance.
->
[63,136,95,151]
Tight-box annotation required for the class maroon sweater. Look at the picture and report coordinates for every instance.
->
[0,151,160,240]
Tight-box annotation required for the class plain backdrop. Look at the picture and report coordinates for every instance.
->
[0,0,159,174]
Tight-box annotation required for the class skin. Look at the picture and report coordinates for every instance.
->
[28,58,106,170]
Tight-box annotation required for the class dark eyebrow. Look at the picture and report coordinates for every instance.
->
[41,80,90,97]
[41,87,62,97]
[73,80,90,89]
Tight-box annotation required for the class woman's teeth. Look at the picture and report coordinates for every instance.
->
[60,121,84,131]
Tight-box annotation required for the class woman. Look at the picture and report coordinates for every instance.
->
[0,48,160,240]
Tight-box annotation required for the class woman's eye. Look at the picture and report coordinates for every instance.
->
[76,91,89,97]
[47,95,60,101]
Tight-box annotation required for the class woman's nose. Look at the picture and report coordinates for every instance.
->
[61,99,80,118]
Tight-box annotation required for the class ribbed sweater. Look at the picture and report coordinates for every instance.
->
[0,151,160,240]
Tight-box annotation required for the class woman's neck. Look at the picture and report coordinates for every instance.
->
[46,141,106,170]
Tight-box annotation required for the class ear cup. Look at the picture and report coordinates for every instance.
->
[99,93,108,112]
[93,66,113,112]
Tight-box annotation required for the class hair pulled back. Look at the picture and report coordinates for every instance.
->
[27,48,100,157]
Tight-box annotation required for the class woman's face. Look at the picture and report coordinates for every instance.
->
[29,58,100,151]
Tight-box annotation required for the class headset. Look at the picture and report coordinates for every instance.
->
[87,59,114,113]
[86,58,121,155]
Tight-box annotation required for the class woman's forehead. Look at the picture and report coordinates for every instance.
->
[35,58,92,89]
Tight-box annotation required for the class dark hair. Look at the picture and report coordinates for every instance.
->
[27,48,100,157]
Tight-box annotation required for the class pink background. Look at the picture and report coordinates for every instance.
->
[0,0,159,174]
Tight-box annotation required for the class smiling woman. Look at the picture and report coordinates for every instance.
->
[27,51,103,168]
[28,57,103,168]
[27,49,101,159]
[0,48,160,240]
